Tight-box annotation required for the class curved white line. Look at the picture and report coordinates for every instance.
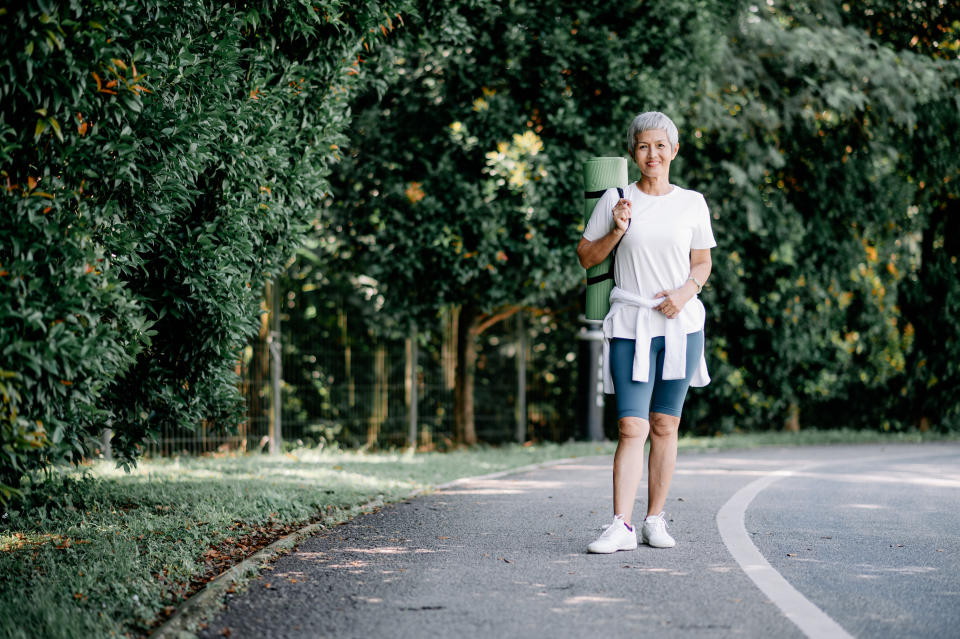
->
[716,461,856,639]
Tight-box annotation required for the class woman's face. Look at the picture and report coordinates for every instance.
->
[633,128,679,178]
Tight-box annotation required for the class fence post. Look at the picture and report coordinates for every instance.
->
[268,280,282,455]
[576,316,605,441]
[515,311,527,443]
[366,344,387,447]
[407,322,418,449]
[101,427,112,460]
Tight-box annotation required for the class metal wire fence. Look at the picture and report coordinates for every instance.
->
[144,294,611,456]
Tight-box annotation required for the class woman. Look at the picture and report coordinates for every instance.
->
[577,111,715,553]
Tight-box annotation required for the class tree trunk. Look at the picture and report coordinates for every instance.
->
[442,307,459,391]
[245,283,271,449]
[455,305,479,446]
[784,402,800,432]
[453,304,522,446]
[366,344,387,448]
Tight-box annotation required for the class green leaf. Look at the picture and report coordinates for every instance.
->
[48,117,63,142]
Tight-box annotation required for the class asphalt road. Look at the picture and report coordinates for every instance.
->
[197,443,960,639]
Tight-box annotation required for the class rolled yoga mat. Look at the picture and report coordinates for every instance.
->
[583,156,629,320]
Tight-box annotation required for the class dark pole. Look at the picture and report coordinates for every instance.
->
[407,322,418,449]
[269,280,282,454]
[515,311,527,443]
[576,316,605,441]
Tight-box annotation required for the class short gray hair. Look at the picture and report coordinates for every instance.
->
[626,112,679,156]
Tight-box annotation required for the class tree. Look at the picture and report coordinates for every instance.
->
[324,0,735,443]
[0,0,413,492]
[680,0,960,432]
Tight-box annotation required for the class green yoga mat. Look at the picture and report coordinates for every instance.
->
[583,156,629,320]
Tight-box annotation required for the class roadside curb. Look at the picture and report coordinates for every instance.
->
[150,455,587,638]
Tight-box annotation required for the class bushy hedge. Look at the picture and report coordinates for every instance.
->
[292,0,960,439]
[0,0,413,494]
[684,7,960,433]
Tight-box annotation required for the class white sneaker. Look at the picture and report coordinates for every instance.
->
[587,515,638,553]
[641,512,676,548]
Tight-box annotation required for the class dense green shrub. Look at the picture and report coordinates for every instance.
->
[284,0,960,439]
[684,3,960,433]
[0,0,413,493]
[317,0,733,442]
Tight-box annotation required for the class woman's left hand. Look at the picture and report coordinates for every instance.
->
[654,287,694,319]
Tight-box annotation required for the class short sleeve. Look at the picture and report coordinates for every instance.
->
[691,194,717,249]
[582,188,620,242]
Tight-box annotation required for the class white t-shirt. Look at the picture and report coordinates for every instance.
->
[582,182,717,340]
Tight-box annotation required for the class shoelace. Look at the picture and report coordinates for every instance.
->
[645,516,667,532]
[598,519,631,535]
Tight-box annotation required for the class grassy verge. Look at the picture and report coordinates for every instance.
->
[0,430,953,638]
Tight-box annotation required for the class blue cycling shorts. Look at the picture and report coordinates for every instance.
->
[609,330,704,421]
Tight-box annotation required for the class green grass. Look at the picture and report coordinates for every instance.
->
[0,429,954,639]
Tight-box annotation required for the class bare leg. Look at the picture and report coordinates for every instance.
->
[612,416,650,526]
[646,412,680,517]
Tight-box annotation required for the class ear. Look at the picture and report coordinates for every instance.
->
[671,143,679,159]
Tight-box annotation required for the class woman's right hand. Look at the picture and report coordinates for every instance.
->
[612,198,631,235]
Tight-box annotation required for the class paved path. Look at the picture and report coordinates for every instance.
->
[197,443,960,639]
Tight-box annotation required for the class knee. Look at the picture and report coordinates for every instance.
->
[618,417,649,440]
[649,413,680,439]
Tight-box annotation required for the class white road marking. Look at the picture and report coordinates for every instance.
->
[715,447,959,638]
[716,461,856,639]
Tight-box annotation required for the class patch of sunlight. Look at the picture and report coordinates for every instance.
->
[631,567,671,573]
[857,564,937,575]
[675,468,772,478]
[708,565,734,573]
[686,457,805,469]
[564,595,627,605]
[326,560,370,569]
[339,546,435,555]
[87,459,420,492]
[438,488,527,495]
[798,470,960,489]
[0,532,78,552]
[553,463,608,471]
[440,478,565,492]
[843,503,888,510]
[292,449,426,465]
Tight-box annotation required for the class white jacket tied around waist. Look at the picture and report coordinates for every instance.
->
[601,287,710,394]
